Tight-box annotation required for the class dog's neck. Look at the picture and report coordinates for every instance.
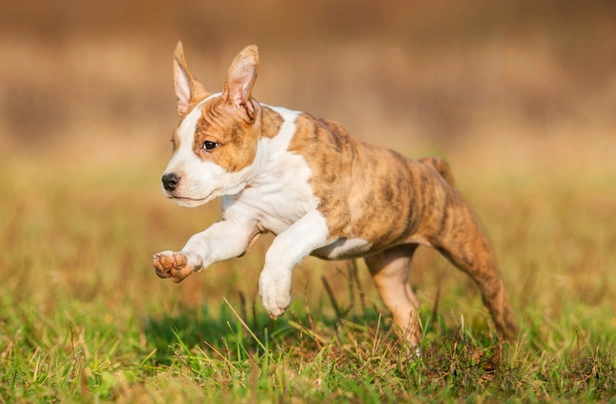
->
[237,104,301,186]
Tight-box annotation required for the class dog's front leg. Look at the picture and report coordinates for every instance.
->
[153,212,259,283]
[259,210,330,318]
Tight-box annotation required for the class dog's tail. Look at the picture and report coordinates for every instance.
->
[419,157,455,187]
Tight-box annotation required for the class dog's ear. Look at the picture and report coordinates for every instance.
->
[173,41,210,116]
[222,45,259,120]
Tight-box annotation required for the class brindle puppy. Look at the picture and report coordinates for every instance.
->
[154,43,518,348]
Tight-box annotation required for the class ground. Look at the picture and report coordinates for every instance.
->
[0,150,614,403]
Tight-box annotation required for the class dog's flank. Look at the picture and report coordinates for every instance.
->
[153,42,518,347]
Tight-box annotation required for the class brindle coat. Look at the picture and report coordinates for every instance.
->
[154,43,518,347]
[285,112,517,345]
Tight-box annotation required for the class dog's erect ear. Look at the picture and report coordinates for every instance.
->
[222,45,259,120]
[173,41,210,116]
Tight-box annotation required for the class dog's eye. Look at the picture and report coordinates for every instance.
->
[203,141,218,150]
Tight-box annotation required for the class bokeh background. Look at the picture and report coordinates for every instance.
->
[2,0,615,167]
[1,0,615,344]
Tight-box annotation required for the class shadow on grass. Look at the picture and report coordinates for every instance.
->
[141,298,494,366]
[143,300,387,365]
[142,300,616,400]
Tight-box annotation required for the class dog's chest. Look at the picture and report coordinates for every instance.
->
[225,150,319,235]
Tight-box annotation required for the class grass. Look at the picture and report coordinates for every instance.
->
[0,154,615,403]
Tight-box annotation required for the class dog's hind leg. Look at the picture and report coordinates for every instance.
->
[431,203,518,341]
[364,244,421,347]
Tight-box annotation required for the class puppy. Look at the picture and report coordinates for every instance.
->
[153,43,518,347]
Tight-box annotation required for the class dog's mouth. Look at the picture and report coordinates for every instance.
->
[165,190,217,204]
[168,195,208,202]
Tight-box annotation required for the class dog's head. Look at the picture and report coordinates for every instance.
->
[161,43,263,207]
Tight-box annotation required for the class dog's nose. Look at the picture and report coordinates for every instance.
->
[161,173,179,191]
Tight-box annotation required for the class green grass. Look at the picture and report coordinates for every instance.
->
[0,157,615,403]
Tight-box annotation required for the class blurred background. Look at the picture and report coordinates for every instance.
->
[0,1,615,321]
[1,0,615,168]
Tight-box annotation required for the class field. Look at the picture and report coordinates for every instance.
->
[1,1,616,402]
[1,141,615,402]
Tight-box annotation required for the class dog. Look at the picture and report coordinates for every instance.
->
[153,43,518,348]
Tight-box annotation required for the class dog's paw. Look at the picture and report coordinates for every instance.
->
[153,251,203,283]
[258,270,292,319]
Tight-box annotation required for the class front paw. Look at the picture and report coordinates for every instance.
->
[153,251,203,283]
[259,270,292,319]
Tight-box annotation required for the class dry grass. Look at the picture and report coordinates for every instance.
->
[0,143,614,402]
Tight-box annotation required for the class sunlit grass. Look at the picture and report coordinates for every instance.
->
[0,155,615,402]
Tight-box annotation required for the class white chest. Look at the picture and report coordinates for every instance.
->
[223,105,323,235]
[227,144,319,233]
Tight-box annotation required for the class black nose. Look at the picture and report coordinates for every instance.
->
[161,173,179,191]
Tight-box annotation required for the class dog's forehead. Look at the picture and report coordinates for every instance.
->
[175,93,222,144]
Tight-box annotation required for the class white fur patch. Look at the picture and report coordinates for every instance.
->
[259,208,330,317]
[313,237,373,260]
[223,106,321,235]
